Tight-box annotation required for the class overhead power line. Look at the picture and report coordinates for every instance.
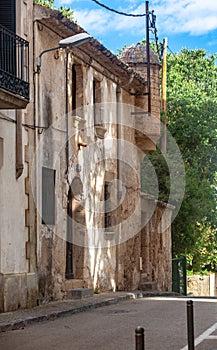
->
[91,0,146,17]
[167,46,176,55]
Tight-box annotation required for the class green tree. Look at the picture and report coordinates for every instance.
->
[34,0,75,21]
[167,49,217,255]
[34,0,54,8]
[142,49,217,272]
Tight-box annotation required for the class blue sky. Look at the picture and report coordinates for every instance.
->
[53,0,217,55]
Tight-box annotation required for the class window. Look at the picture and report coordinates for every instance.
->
[0,0,16,76]
[104,183,112,230]
[42,167,56,225]
[72,64,77,113]
[0,0,16,32]
[93,78,101,125]
[72,63,83,115]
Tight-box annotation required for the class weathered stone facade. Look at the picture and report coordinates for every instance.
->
[187,274,217,296]
[0,1,173,312]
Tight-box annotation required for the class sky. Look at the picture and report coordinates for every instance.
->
[53,0,217,55]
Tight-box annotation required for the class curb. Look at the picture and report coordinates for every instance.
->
[0,293,135,333]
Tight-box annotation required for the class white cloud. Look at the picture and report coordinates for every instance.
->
[58,0,75,5]
[59,0,88,4]
[152,0,217,35]
[56,0,217,38]
[74,3,146,38]
[74,9,112,35]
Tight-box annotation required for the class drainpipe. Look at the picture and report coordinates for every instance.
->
[115,86,122,290]
[65,51,69,180]
[146,1,151,114]
[65,51,74,279]
[16,110,23,179]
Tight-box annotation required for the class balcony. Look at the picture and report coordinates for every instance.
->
[0,24,29,109]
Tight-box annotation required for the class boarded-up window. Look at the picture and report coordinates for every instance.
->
[42,167,55,225]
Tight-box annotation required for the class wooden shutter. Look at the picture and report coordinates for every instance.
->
[0,0,16,32]
[42,167,56,225]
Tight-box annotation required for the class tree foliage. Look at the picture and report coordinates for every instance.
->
[34,0,75,21]
[142,48,217,272]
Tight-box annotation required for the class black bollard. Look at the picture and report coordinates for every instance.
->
[187,300,195,350]
[135,326,145,350]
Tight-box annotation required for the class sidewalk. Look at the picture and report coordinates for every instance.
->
[0,291,137,333]
[0,290,180,333]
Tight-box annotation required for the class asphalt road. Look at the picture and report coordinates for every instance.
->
[1,297,217,350]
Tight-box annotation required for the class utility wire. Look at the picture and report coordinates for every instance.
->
[0,112,47,130]
[91,0,162,62]
[167,46,181,62]
[91,0,146,17]
[167,46,176,55]
[153,28,162,61]
[0,112,16,124]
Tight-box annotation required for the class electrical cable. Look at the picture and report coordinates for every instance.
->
[0,112,48,130]
[92,0,162,63]
[22,123,48,130]
[0,112,16,124]
[153,27,162,61]
[91,0,146,17]
[167,46,176,55]
[167,46,181,62]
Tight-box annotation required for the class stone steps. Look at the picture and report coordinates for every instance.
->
[62,279,94,300]
[140,281,157,291]
[65,288,94,300]
[62,279,85,291]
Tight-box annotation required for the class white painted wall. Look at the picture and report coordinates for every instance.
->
[0,112,29,274]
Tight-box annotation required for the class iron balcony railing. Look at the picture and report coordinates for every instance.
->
[0,24,29,100]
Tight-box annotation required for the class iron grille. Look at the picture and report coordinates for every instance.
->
[0,24,29,100]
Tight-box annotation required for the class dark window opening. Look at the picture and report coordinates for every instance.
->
[104,183,112,230]
[72,64,76,114]
[42,167,56,225]
[72,63,83,116]
[0,0,16,76]
[0,0,16,33]
[93,78,101,125]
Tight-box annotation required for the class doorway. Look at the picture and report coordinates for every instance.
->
[65,177,85,279]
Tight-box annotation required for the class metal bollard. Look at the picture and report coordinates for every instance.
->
[187,300,195,350]
[135,326,145,350]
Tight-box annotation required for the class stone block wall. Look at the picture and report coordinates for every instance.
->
[0,273,38,313]
[187,273,217,296]
[140,194,173,291]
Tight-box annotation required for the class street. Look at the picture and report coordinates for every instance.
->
[1,297,217,350]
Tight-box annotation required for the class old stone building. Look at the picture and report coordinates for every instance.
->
[0,0,173,312]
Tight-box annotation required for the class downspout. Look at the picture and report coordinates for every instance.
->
[115,86,121,290]
[146,1,151,114]
[16,110,23,179]
[33,18,40,272]
[65,51,69,180]
[65,51,74,279]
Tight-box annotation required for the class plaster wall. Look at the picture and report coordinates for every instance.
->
[0,113,28,274]
[0,0,38,312]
